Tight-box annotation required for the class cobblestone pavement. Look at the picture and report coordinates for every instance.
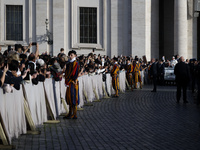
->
[10,85,200,150]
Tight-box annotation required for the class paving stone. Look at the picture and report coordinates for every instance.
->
[10,85,200,149]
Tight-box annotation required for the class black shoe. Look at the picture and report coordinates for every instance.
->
[176,101,179,104]
[113,95,119,98]
[72,116,77,119]
[151,90,156,92]
[184,101,188,104]
[63,116,72,119]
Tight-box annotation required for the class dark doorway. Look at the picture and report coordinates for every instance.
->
[159,0,174,60]
[197,16,200,60]
[159,0,164,59]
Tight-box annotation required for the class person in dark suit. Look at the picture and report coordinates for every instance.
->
[150,58,157,92]
[157,59,165,85]
[196,60,200,105]
[174,56,190,104]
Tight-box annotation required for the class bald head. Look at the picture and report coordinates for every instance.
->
[151,58,155,63]
[180,56,184,62]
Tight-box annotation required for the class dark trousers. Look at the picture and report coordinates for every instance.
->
[191,77,196,93]
[153,76,157,91]
[160,74,164,85]
[176,83,187,102]
[197,81,200,104]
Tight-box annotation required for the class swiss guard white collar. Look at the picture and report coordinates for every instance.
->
[69,57,76,62]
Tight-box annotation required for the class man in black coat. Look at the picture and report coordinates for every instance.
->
[196,60,200,105]
[174,56,190,104]
[157,60,165,85]
[150,58,157,92]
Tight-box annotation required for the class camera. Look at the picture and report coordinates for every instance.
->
[7,45,12,52]
[4,59,7,67]
[32,42,37,45]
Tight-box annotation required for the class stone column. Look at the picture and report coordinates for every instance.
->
[110,0,119,57]
[36,0,48,54]
[151,0,159,59]
[132,0,144,59]
[103,0,107,55]
[132,0,151,61]
[53,0,65,56]
[174,0,188,58]
[0,1,1,43]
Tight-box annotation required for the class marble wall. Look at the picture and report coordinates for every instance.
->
[0,0,198,60]
[132,0,151,61]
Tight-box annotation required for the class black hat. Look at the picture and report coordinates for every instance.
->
[127,57,130,61]
[20,54,27,59]
[15,44,22,51]
[79,55,84,60]
[9,60,19,71]
[88,53,93,58]
[113,57,118,61]
[68,50,77,56]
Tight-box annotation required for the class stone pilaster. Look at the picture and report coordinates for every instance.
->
[53,0,65,56]
[131,0,151,61]
[174,0,188,58]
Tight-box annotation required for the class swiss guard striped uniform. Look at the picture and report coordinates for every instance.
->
[126,63,134,90]
[133,61,142,89]
[65,59,80,119]
[111,62,120,97]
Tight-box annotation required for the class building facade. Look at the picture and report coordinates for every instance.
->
[0,0,199,61]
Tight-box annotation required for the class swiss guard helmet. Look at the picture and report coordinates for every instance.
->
[68,50,77,56]
[113,57,118,61]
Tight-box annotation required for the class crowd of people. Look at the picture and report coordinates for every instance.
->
[0,44,151,91]
[0,43,200,119]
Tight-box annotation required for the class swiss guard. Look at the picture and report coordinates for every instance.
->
[126,58,134,91]
[64,50,80,119]
[133,58,142,89]
[111,57,120,97]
